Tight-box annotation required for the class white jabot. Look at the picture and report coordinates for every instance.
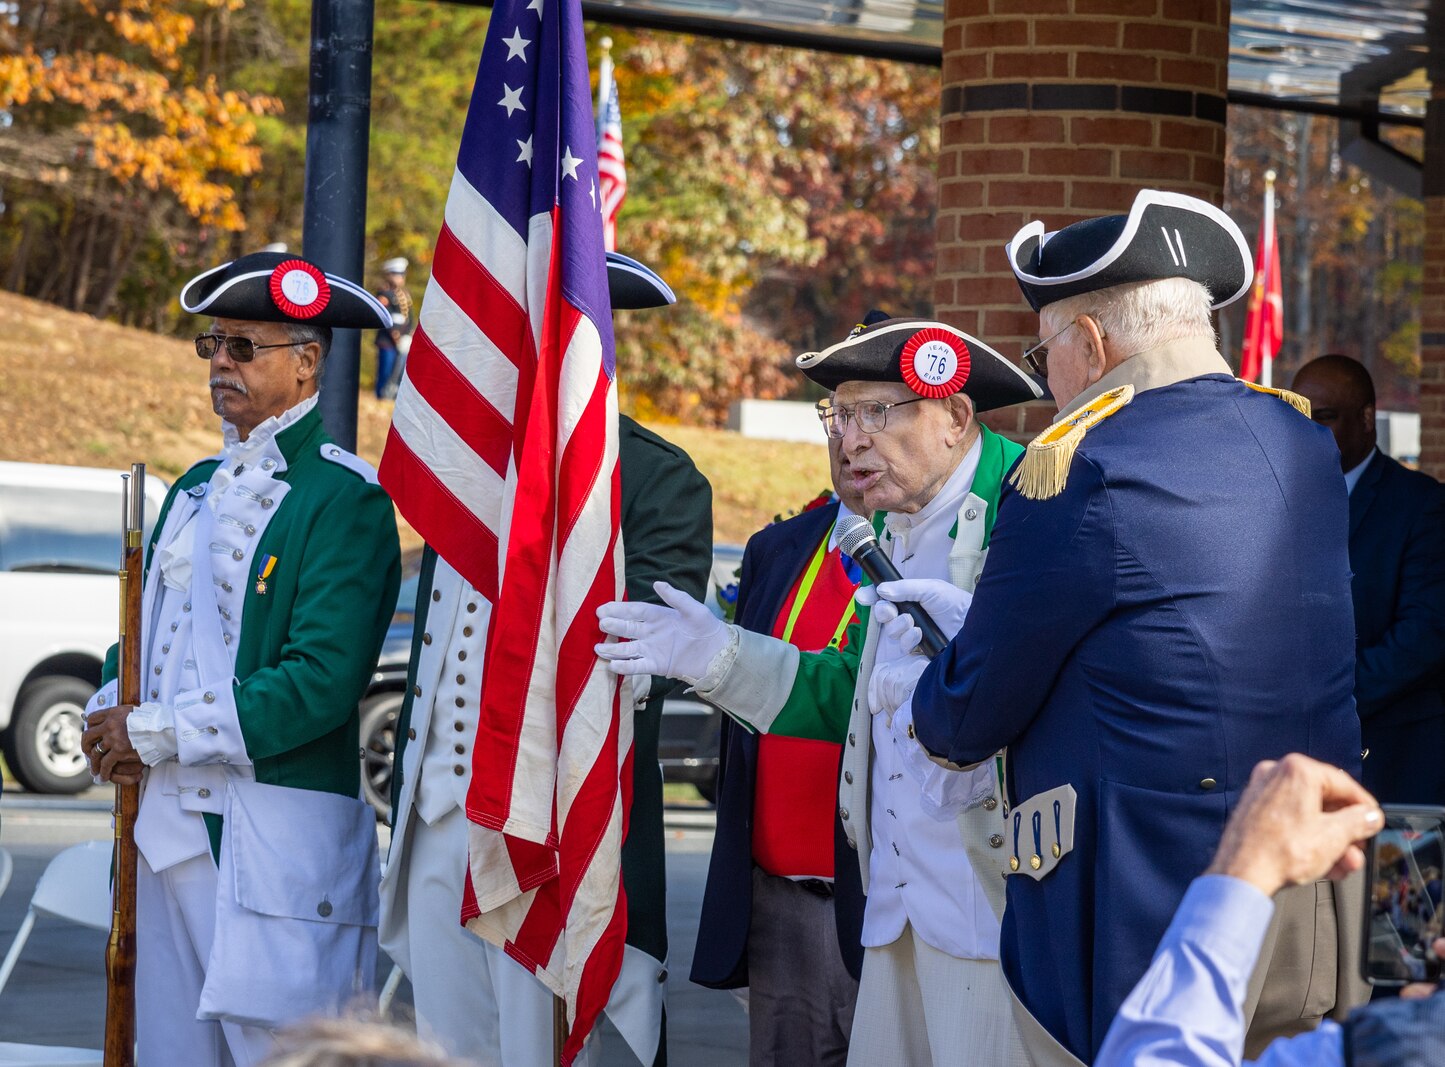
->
[1343,448,1376,497]
[154,394,319,593]
[863,435,1000,961]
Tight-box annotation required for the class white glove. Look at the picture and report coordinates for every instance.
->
[855,578,972,644]
[595,580,732,685]
[867,653,929,724]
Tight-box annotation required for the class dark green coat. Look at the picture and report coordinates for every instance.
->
[104,406,401,819]
[390,415,712,962]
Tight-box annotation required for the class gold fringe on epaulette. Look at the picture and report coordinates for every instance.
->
[1009,385,1135,501]
[1242,381,1312,418]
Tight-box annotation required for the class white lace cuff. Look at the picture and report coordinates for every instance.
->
[693,625,741,692]
[127,701,179,766]
[892,699,995,821]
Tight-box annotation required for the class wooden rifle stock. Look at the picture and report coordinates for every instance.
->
[104,463,144,1067]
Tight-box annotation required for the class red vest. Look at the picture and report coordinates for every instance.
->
[752,536,859,879]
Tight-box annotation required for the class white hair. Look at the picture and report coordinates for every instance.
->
[1044,277,1216,357]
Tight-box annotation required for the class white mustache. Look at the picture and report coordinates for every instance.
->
[209,377,248,395]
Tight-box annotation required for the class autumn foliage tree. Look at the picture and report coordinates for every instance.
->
[0,0,281,320]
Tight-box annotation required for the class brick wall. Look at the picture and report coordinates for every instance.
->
[938,0,1230,437]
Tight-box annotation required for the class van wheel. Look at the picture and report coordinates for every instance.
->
[2,677,96,794]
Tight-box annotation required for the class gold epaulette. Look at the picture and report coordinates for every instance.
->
[1009,384,1134,501]
[1241,381,1312,417]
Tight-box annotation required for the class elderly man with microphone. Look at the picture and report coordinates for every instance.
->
[597,313,1041,1066]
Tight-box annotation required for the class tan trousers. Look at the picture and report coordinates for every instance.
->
[847,923,1030,1067]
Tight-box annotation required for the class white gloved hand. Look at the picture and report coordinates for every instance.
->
[595,580,732,685]
[867,654,929,724]
[855,578,973,643]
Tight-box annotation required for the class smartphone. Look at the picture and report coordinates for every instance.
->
[1363,805,1445,986]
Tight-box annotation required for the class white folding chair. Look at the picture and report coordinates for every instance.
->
[0,840,111,1065]
[0,847,14,903]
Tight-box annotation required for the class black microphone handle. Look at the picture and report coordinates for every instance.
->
[852,541,948,658]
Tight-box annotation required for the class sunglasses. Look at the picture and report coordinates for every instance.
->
[194,334,297,362]
[1021,321,1075,377]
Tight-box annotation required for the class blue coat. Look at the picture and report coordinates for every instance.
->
[1349,450,1445,804]
[911,374,1362,1061]
[690,501,866,989]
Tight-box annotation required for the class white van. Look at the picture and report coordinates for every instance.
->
[0,462,166,793]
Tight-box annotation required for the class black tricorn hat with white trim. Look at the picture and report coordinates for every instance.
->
[607,251,675,310]
[1005,189,1252,312]
[795,313,1043,413]
[180,252,392,329]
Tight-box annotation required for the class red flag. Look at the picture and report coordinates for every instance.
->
[378,0,627,1060]
[1240,174,1283,384]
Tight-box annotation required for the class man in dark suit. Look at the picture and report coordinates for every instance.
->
[892,191,1365,1063]
[692,435,866,1066]
[1292,355,1445,804]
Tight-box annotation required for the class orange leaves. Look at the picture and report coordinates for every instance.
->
[5,0,282,231]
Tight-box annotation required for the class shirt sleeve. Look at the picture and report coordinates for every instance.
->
[1094,874,1332,1067]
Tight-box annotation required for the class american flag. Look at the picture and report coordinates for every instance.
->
[595,52,626,252]
[378,0,628,1059]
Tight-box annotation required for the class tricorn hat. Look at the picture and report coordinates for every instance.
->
[1005,190,1252,312]
[180,252,392,329]
[796,313,1043,413]
[607,251,675,310]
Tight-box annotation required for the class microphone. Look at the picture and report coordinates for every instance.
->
[836,515,947,658]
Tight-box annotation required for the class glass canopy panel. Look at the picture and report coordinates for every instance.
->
[578,0,1430,117]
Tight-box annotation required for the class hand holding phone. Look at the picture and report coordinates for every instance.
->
[1363,806,1445,987]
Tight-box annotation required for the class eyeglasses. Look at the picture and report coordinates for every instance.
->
[815,397,928,439]
[194,334,297,362]
[1021,321,1076,377]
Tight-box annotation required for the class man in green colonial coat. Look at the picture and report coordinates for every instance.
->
[81,252,402,1066]
[598,315,1041,1067]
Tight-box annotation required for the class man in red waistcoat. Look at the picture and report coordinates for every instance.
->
[691,371,870,1066]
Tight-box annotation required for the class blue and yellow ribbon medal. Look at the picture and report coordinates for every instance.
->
[255,554,277,595]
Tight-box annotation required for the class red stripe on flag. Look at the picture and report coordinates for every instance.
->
[432,223,534,371]
[377,428,500,602]
[404,328,514,478]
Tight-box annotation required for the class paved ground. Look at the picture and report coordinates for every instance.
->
[0,788,747,1064]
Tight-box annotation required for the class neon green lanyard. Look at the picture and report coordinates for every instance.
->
[780,533,857,650]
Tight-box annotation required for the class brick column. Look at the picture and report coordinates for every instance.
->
[936,0,1230,438]
[1420,88,1445,479]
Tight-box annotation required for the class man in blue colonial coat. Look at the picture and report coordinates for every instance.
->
[872,190,1369,1065]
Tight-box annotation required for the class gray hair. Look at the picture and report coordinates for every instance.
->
[1045,277,1216,357]
[284,322,333,370]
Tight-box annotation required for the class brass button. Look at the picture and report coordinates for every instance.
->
[454,743,466,755]
[983,797,998,811]
[422,633,433,646]
[432,589,441,602]
[844,771,853,785]
[162,643,171,654]
[413,684,422,697]
[838,807,849,821]
[457,650,467,662]
[198,788,211,799]
[407,728,417,741]
[456,674,466,685]
[453,765,465,776]
[317,901,333,917]
[454,720,465,732]
[989,834,1004,848]
[150,688,159,699]
[463,626,474,638]
[455,697,466,708]
[154,666,162,676]
[466,602,477,613]
[1199,778,1218,791]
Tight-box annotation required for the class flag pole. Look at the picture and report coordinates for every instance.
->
[553,995,569,1066]
[1261,169,1276,389]
[595,36,613,144]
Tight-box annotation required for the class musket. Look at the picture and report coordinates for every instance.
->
[104,463,144,1067]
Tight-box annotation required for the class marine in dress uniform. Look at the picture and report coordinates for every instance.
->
[891,191,1367,1064]
[82,252,402,1066]
[598,316,1042,1067]
[378,252,712,1067]
[691,459,866,1066]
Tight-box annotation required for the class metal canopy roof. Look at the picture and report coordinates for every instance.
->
[570,0,1431,121]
